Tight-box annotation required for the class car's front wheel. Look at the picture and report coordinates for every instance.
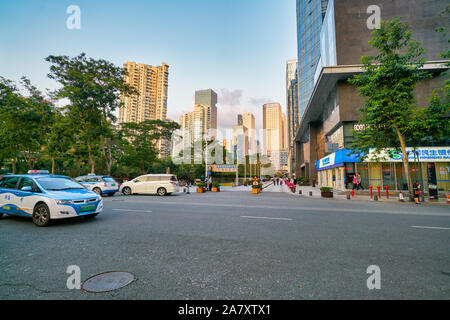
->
[122,187,132,196]
[93,187,102,194]
[157,187,167,196]
[33,203,51,227]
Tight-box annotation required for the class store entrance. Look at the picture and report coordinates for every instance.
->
[427,162,438,199]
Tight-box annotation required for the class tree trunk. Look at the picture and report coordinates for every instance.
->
[86,139,95,174]
[51,156,55,175]
[12,158,16,174]
[394,126,412,198]
[106,138,112,176]
[76,157,81,177]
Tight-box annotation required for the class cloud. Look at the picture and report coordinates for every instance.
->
[218,89,243,106]
[248,97,271,106]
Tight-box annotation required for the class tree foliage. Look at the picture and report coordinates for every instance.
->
[349,18,449,194]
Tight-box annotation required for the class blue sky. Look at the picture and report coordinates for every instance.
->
[0,0,297,129]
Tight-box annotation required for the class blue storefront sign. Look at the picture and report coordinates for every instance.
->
[316,149,363,171]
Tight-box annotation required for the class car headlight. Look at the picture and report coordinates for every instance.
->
[56,200,74,205]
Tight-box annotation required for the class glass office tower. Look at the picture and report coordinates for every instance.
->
[296,0,328,121]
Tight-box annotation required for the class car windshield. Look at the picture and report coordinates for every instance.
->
[35,177,86,191]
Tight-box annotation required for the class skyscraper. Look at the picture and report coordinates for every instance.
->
[286,59,299,151]
[232,125,248,161]
[195,89,218,108]
[293,0,449,189]
[296,0,328,120]
[237,113,256,155]
[180,104,217,142]
[119,62,169,123]
[263,103,287,171]
[119,61,169,157]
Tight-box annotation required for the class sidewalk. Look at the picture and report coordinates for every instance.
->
[289,185,449,205]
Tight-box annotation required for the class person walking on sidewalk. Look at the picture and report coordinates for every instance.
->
[356,173,364,190]
[413,181,421,204]
[208,176,213,192]
[352,174,358,190]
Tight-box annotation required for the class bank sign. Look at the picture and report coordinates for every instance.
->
[367,147,450,162]
[318,153,336,169]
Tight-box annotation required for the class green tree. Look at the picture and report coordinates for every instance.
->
[43,112,75,174]
[119,120,180,174]
[45,53,136,174]
[0,77,54,173]
[348,18,448,195]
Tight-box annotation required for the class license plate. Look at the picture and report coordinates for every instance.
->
[80,205,95,212]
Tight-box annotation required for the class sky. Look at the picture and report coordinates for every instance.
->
[0,0,298,131]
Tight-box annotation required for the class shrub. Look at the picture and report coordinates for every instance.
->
[297,176,309,185]
[320,187,333,192]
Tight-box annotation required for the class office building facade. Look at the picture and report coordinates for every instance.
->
[195,89,218,108]
[294,0,449,194]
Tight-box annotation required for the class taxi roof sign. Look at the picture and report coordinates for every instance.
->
[27,170,50,174]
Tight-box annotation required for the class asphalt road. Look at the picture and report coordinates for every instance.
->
[1,190,449,300]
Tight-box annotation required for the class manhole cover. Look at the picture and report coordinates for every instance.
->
[82,271,135,293]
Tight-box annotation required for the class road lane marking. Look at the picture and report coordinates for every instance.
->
[240,216,293,221]
[111,200,450,217]
[112,209,153,213]
[411,226,450,230]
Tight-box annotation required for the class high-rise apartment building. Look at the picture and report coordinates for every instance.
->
[119,62,169,123]
[119,61,169,157]
[232,125,249,161]
[180,104,217,141]
[263,103,287,171]
[237,113,256,155]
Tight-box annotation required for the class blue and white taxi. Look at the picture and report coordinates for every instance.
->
[75,174,119,196]
[0,170,103,227]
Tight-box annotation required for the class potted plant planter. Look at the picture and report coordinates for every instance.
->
[320,187,333,198]
[252,184,262,194]
[196,182,206,193]
[212,182,220,192]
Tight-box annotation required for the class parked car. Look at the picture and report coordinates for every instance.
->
[0,170,103,227]
[75,174,119,196]
[120,174,179,196]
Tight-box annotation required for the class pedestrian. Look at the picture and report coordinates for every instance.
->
[413,181,421,204]
[293,178,297,185]
[356,173,364,190]
[208,176,213,192]
[352,174,357,190]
